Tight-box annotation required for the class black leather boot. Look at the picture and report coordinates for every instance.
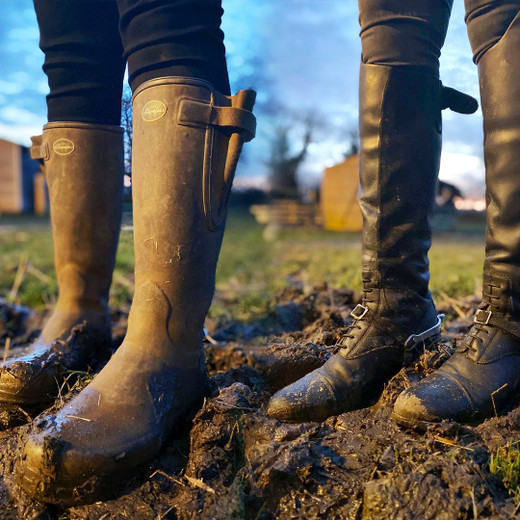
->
[393,14,520,429]
[267,63,477,423]
[16,78,256,505]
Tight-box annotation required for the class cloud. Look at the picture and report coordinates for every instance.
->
[439,151,485,198]
[0,122,44,147]
[0,105,42,125]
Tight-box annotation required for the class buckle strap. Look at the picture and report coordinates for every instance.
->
[350,304,369,320]
[178,98,256,141]
[474,309,492,325]
[473,309,520,341]
[30,135,49,160]
[404,314,444,351]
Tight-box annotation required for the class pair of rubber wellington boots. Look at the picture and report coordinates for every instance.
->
[269,17,520,428]
[1,78,255,505]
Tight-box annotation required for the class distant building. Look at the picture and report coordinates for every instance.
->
[321,156,464,233]
[321,154,363,232]
[0,138,46,214]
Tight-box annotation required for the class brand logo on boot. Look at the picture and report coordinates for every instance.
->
[142,100,167,122]
[53,139,74,155]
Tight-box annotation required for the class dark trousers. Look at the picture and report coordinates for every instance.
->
[358,0,520,75]
[33,0,230,125]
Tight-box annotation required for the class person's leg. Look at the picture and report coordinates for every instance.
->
[17,0,256,505]
[118,0,230,94]
[268,0,478,423]
[394,0,520,428]
[359,0,453,75]
[0,1,125,416]
[35,0,125,124]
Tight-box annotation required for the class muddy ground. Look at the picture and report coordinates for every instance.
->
[1,283,520,520]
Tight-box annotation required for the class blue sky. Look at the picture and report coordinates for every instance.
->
[0,0,484,197]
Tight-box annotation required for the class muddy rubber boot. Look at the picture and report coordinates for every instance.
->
[0,123,123,410]
[16,77,256,505]
[267,64,477,423]
[393,14,520,430]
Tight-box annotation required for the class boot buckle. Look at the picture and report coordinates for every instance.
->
[474,309,492,325]
[350,304,369,320]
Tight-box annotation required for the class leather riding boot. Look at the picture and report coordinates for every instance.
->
[0,123,123,409]
[394,14,520,429]
[267,64,477,423]
[16,77,256,505]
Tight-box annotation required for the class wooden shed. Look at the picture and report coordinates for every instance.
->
[321,154,363,232]
[0,138,45,214]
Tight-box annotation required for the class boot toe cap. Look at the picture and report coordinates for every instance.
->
[392,388,439,429]
[393,372,474,429]
[17,423,124,506]
[16,398,133,505]
[0,360,55,405]
[267,370,338,423]
[17,427,68,504]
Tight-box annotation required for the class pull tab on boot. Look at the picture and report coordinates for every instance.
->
[178,88,256,232]
[440,84,479,114]
[209,89,257,231]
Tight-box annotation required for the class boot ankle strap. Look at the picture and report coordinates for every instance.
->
[474,309,520,340]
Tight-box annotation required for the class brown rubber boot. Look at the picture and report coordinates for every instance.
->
[16,77,256,505]
[0,123,123,410]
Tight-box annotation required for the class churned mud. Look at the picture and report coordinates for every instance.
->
[0,285,519,519]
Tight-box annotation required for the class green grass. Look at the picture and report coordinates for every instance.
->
[489,443,520,503]
[0,210,485,319]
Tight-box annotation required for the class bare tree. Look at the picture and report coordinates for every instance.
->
[344,127,359,158]
[121,87,133,177]
[266,118,313,200]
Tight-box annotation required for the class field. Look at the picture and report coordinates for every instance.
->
[0,211,486,316]
[1,211,520,519]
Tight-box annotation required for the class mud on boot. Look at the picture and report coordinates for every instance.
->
[16,281,212,505]
[0,311,111,410]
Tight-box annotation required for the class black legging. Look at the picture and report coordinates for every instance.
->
[358,0,520,74]
[33,0,230,125]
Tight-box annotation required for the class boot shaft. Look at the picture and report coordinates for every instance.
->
[30,123,124,312]
[478,13,520,287]
[359,64,442,295]
[129,77,255,343]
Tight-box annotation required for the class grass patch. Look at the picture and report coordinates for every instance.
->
[489,443,520,503]
[0,210,485,322]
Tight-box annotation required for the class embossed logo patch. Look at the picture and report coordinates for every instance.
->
[142,100,167,122]
[53,138,74,155]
